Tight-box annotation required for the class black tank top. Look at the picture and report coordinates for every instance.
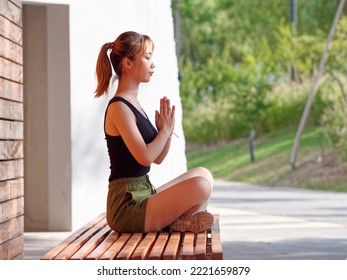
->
[104,96,158,182]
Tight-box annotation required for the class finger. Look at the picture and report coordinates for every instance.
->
[167,99,171,115]
[163,98,169,117]
[166,99,171,117]
[160,98,164,115]
[155,113,158,128]
[171,105,176,118]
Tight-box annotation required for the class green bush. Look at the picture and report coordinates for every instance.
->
[183,78,330,144]
[260,81,327,132]
[320,80,347,159]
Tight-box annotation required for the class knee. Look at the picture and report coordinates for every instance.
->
[192,176,212,201]
[191,167,214,187]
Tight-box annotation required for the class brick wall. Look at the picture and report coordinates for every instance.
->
[0,0,24,260]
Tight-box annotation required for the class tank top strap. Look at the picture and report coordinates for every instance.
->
[104,96,142,135]
[109,96,141,118]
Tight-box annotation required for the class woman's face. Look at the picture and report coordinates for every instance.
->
[132,43,155,83]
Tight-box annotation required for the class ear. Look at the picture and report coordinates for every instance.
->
[122,57,134,70]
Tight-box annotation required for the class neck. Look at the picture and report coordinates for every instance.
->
[116,75,139,99]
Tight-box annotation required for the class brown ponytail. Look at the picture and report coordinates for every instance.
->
[94,31,154,98]
[94,43,113,97]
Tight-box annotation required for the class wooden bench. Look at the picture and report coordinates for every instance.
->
[41,213,223,260]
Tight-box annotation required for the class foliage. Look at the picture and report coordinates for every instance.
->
[173,0,347,145]
[320,16,347,159]
[261,81,317,132]
[320,79,347,159]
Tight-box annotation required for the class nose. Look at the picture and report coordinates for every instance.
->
[151,61,155,69]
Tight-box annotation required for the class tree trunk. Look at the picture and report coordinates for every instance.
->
[290,0,347,169]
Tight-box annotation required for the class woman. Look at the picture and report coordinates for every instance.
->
[95,31,214,233]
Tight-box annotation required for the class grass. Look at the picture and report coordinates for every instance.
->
[186,126,347,192]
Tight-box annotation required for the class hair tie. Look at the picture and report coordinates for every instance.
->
[106,42,114,50]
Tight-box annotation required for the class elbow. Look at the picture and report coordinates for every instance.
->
[154,157,164,165]
[137,156,153,167]
[135,148,163,166]
[141,160,152,167]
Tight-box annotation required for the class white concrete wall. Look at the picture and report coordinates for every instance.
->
[24,0,187,230]
[23,4,71,231]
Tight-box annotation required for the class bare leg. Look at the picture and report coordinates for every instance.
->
[144,167,214,232]
[156,167,214,193]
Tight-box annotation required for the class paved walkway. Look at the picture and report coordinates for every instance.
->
[209,180,347,260]
[24,180,347,260]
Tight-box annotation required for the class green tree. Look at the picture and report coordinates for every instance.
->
[173,0,346,143]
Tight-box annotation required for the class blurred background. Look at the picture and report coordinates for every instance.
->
[173,0,347,193]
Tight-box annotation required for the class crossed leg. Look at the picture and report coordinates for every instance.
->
[144,167,214,232]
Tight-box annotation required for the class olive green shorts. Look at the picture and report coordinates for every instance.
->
[106,175,156,233]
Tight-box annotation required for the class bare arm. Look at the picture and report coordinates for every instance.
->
[154,137,171,164]
[106,97,175,166]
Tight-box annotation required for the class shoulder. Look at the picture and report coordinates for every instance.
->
[107,99,136,123]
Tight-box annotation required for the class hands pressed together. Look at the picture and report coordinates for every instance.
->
[155,97,175,137]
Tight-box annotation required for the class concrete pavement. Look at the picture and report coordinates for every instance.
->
[209,180,347,260]
[24,180,347,260]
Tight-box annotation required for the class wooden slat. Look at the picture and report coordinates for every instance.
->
[0,215,23,244]
[0,0,22,26]
[0,196,23,223]
[99,233,131,260]
[0,234,23,259]
[86,231,120,260]
[181,232,195,260]
[9,0,21,8]
[0,77,23,102]
[116,232,143,260]
[0,36,22,64]
[131,232,157,260]
[211,215,223,260]
[0,99,23,121]
[162,232,180,260]
[195,231,207,260]
[148,231,169,260]
[0,140,23,160]
[40,213,223,260]
[0,159,23,181]
[0,57,22,83]
[70,226,112,260]
[0,178,23,202]
[0,0,23,260]
[0,15,22,45]
[0,120,23,140]
[11,252,23,259]
[54,219,107,260]
[41,213,106,260]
